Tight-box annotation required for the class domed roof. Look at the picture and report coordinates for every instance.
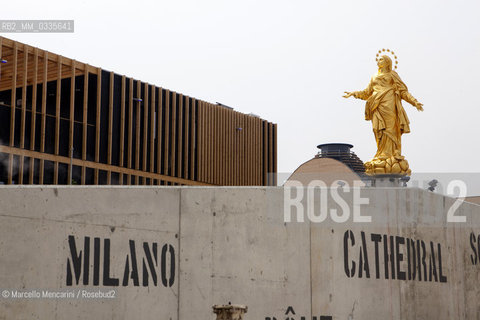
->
[284,157,365,187]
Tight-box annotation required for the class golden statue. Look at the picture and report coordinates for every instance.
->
[343,49,423,176]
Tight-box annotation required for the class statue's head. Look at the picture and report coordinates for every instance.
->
[377,55,392,72]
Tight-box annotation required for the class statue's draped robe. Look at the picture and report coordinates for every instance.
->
[354,71,417,159]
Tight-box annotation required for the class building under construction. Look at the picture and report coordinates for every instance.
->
[0,37,277,186]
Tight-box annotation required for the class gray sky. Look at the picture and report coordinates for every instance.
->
[3,0,480,191]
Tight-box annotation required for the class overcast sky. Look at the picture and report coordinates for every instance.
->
[3,0,480,192]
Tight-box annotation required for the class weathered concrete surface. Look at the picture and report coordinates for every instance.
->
[0,186,479,319]
[309,188,480,320]
[179,188,310,320]
[0,186,180,320]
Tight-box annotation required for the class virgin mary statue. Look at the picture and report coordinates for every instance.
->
[343,54,423,175]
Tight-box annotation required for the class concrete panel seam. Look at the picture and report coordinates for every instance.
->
[0,214,177,233]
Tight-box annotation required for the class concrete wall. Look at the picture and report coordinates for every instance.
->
[309,188,480,320]
[0,186,479,319]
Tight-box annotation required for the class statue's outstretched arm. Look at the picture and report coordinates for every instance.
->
[401,91,424,111]
[353,80,373,100]
[352,88,372,100]
[344,80,373,100]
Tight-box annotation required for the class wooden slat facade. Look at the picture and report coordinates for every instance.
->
[28,47,39,184]
[0,36,277,186]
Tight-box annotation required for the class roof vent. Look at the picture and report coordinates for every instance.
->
[316,143,365,175]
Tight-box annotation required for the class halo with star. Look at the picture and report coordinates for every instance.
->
[376,48,398,69]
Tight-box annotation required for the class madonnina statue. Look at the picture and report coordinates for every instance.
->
[343,50,423,176]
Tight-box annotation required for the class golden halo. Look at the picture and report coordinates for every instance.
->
[375,49,399,69]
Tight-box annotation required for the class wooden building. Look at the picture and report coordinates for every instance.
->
[0,37,277,186]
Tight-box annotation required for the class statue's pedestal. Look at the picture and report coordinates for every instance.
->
[364,153,411,176]
[370,174,409,188]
